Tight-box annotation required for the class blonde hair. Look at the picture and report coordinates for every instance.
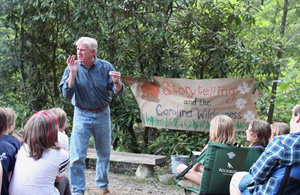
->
[50,108,67,131]
[23,110,60,160]
[271,122,289,138]
[209,115,235,144]
[3,108,17,126]
[75,37,98,53]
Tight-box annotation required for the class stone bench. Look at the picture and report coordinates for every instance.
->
[86,148,167,178]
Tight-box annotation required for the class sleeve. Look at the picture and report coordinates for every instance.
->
[59,67,76,100]
[61,134,69,151]
[249,137,283,184]
[57,149,69,177]
[112,82,125,95]
[8,146,17,172]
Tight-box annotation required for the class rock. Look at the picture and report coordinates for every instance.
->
[135,164,154,178]
[159,173,175,183]
[178,179,200,189]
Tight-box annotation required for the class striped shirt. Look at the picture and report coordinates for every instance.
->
[9,145,69,195]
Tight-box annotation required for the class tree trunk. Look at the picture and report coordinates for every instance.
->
[51,18,59,99]
[19,16,28,101]
[143,127,149,150]
[267,0,288,124]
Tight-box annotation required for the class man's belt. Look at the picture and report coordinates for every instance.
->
[77,104,109,112]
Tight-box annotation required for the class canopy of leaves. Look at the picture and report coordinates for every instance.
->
[0,0,299,154]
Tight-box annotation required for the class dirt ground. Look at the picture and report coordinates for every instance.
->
[84,169,184,195]
[68,162,185,195]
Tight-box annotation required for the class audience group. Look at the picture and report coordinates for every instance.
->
[0,107,71,195]
[177,105,300,195]
[0,104,299,195]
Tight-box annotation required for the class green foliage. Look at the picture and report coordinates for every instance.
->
[110,87,142,152]
[149,130,209,156]
[0,0,299,155]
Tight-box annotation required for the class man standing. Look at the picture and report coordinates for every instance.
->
[59,37,124,195]
[230,104,300,194]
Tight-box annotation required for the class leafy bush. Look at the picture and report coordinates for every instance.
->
[149,129,209,156]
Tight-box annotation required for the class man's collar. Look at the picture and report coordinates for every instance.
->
[80,58,96,69]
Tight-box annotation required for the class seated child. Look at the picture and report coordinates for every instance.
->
[269,122,289,141]
[0,108,17,195]
[2,108,22,150]
[9,110,71,195]
[50,108,69,151]
[246,120,271,148]
[230,104,300,195]
[176,115,236,184]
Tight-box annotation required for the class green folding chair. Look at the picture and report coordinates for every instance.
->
[175,142,263,195]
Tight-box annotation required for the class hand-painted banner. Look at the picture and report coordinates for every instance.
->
[123,76,259,132]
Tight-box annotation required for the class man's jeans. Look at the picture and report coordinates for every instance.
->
[70,106,111,194]
[238,173,253,195]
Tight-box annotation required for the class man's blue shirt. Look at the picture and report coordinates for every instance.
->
[59,57,124,109]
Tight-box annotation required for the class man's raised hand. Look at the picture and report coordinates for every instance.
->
[67,55,78,74]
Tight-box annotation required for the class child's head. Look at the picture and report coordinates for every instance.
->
[270,122,289,141]
[23,110,60,160]
[209,115,235,144]
[0,108,7,136]
[50,108,67,132]
[290,104,300,133]
[3,108,17,133]
[246,120,271,147]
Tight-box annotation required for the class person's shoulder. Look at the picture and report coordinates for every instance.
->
[0,136,12,145]
[273,133,297,141]
[4,135,22,149]
[58,148,69,163]
[54,146,69,158]
[4,134,21,143]
[58,131,68,138]
[95,58,113,68]
[0,137,17,153]
[281,132,300,144]
[2,134,10,140]
[44,147,69,162]
[58,131,69,143]
[267,134,297,150]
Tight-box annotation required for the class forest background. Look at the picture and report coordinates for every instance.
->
[0,0,299,156]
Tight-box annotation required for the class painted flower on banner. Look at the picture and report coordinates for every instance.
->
[237,82,251,94]
[243,110,255,122]
[236,98,247,110]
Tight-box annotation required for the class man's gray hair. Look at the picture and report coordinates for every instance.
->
[75,37,98,53]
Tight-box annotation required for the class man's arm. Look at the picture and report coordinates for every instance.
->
[66,55,78,87]
[110,71,125,94]
[113,80,123,92]
[59,68,75,100]
[249,137,283,184]
[59,55,78,100]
